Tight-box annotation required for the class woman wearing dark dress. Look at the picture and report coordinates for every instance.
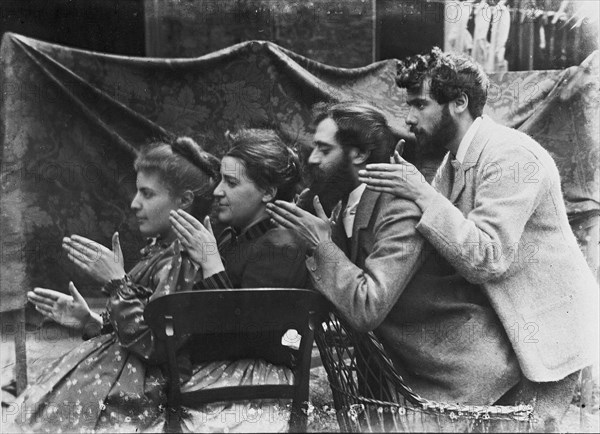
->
[169,129,310,432]
[12,137,220,433]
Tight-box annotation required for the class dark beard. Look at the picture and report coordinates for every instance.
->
[298,152,356,216]
[414,105,457,160]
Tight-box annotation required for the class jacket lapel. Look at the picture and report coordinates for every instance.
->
[449,161,466,203]
[433,152,454,198]
[449,115,492,203]
[350,188,379,263]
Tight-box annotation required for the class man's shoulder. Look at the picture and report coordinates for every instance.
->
[479,118,552,164]
[368,190,422,226]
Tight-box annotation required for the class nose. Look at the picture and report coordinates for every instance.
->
[406,108,417,127]
[131,192,141,211]
[213,180,225,198]
[307,148,320,166]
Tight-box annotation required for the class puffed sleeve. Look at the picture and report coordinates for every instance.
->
[106,242,202,364]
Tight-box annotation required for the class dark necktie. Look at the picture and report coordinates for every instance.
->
[449,158,462,199]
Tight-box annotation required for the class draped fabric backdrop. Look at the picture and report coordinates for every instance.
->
[1,33,598,311]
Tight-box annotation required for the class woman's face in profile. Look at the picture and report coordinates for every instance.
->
[213,156,269,230]
[130,170,180,238]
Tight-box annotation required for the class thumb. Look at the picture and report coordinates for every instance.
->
[393,150,403,164]
[68,281,85,304]
[112,232,123,266]
[203,216,215,236]
[313,196,328,221]
[395,139,405,157]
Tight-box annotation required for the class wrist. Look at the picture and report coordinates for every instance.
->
[415,185,437,213]
[102,275,130,296]
[81,311,102,337]
[202,261,225,279]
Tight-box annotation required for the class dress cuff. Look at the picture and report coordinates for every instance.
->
[203,271,233,289]
[82,310,113,340]
[101,275,132,297]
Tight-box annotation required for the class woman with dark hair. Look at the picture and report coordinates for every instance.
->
[14,137,221,433]
[171,128,308,289]
[169,128,310,431]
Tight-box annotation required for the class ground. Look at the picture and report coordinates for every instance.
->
[2,309,598,433]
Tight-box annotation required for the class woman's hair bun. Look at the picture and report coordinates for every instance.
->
[171,136,219,179]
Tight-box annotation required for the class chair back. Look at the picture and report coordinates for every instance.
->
[315,311,534,432]
[144,288,327,432]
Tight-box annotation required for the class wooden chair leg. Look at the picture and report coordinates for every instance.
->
[14,307,28,395]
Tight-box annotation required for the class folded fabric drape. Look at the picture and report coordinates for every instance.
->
[1,33,597,311]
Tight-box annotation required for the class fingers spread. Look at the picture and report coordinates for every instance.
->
[31,287,60,300]
[203,216,214,235]
[313,196,328,221]
[268,211,291,228]
[63,238,100,259]
[272,200,303,216]
[362,163,401,172]
[265,204,298,226]
[170,215,194,241]
[27,292,55,309]
[35,304,55,317]
[67,252,89,270]
[358,178,396,187]
[176,209,203,230]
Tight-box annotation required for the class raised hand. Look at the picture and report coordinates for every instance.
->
[170,209,224,277]
[357,150,436,212]
[62,232,126,285]
[266,196,332,251]
[27,282,101,331]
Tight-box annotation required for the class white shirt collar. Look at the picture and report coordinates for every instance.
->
[342,183,367,238]
[347,183,366,211]
[454,116,482,164]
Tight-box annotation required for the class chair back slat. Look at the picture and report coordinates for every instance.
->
[145,288,325,337]
[144,288,328,433]
[181,385,296,406]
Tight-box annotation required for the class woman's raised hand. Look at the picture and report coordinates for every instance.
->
[62,232,126,285]
[27,282,101,331]
[170,209,224,277]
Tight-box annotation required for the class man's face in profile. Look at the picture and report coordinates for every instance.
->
[405,79,458,155]
[305,117,355,213]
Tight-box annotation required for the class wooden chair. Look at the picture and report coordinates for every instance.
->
[315,311,535,433]
[144,288,327,433]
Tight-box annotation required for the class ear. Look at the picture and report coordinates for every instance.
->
[349,147,371,166]
[179,190,195,210]
[453,92,469,115]
[261,186,277,203]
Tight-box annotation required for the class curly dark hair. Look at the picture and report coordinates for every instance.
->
[225,129,302,202]
[396,47,489,118]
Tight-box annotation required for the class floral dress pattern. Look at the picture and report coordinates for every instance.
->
[8,238,203,433]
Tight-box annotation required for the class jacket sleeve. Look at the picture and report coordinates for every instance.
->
[306,195,425,332]
[417,143,551,284]
[106,245,203,364]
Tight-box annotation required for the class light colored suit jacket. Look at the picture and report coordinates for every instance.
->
[306,189,425,332]
[417,115,599,382]
[307,188,521,404]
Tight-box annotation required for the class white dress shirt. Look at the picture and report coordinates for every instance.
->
[342,183,367,238]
